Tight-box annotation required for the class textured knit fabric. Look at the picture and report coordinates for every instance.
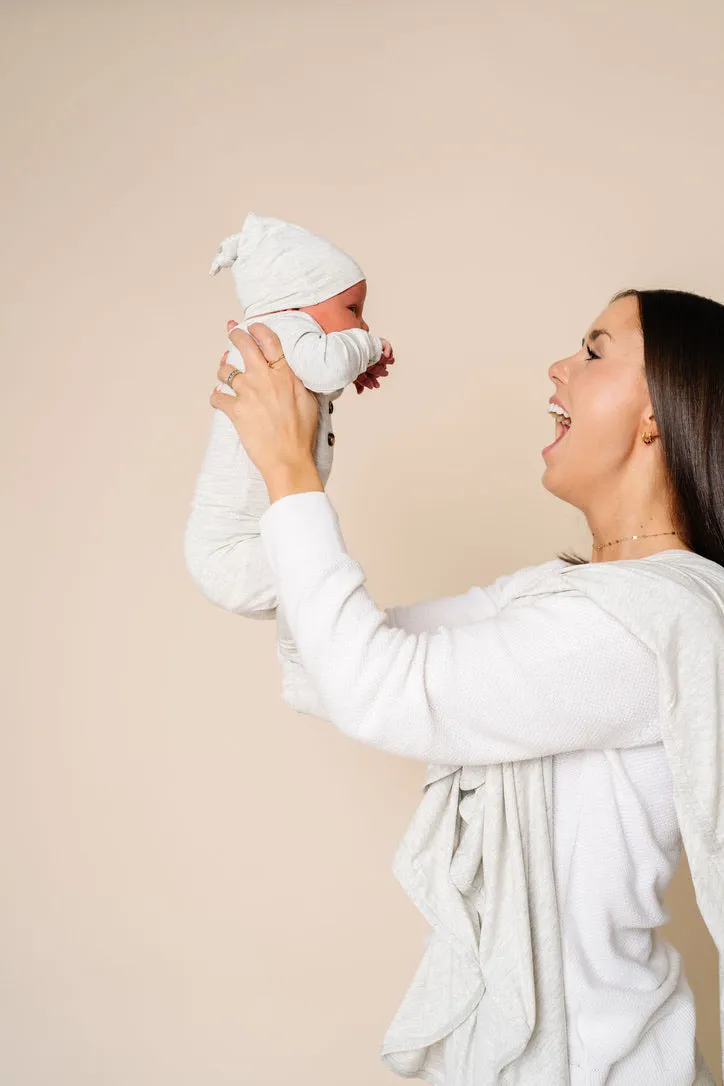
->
[256,489,722,1086]
[512,555,724,1086]
[209,211,370,319]
[272,561,706,1086]
[182,411,720,1083]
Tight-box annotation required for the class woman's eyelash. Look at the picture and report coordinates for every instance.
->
[584,344,599,360]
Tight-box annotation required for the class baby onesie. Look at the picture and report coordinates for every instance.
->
[186,307,382,690]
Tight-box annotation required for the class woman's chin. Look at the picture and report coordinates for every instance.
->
[540,465,574,505]
[540,472,557,492]
[540,434,570,490]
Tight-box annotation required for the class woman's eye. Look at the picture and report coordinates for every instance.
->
[584,345,599,360]
[348,305,358,313]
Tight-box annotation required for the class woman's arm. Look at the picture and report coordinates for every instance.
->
[277,553,567,718]
[259,490,661,765]
[277,572,521,719]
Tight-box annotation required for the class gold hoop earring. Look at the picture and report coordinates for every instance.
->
[641,430,657,445]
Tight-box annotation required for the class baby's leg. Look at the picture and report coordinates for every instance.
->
[184,383,277,616]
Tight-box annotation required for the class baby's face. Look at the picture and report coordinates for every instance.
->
[299,279,369,334]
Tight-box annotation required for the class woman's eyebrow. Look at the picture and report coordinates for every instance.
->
[581,328,613,347]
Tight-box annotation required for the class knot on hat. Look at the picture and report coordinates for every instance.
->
[209,232,242,277]
[208,211,367,321]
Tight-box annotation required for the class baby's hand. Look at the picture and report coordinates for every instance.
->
[354,338,395,395]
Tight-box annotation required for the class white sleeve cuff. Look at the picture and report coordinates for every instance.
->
[259,490,347,579]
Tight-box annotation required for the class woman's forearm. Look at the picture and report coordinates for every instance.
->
[266,460,325,504]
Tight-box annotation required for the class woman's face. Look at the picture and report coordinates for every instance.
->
[542,295,657,513]
[300,279,369,334]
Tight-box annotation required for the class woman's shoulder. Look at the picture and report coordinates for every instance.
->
[496,555,569,589]
[483,556,571,611]
[506,549,724,633]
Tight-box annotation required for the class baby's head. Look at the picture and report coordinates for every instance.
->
[296,279,369,334]
[210,213,372,334]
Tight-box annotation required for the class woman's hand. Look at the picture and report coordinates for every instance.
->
[353,337,395,395]
[210,320,324,501]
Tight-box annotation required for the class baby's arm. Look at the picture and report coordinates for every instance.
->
[256,311,384,394]
[183,390,278,618]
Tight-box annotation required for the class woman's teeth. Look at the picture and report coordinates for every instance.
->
[548,404,572,432]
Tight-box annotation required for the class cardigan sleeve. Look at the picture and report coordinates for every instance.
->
[259,490,662,765]
[277,552,567,719]
[276,564,530,721]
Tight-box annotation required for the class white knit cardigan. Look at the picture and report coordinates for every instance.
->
[369,551,724,1085]
[263,517,724,1086]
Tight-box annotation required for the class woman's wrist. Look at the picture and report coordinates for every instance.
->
[265,458,325,504]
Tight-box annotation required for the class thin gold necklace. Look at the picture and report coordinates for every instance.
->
[592,530,680,553]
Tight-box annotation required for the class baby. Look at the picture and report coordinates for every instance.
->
[184,212,394,707]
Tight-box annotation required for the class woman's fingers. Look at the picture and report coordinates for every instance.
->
[247,321,289,368]
[227,320,287,373]
[226,325,266,373]
[217,358,244,388]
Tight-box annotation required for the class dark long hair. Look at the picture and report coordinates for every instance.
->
[557,288,724,567]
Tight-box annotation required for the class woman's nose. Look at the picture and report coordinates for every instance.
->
[548,355,570,382]
[361,319,369,332]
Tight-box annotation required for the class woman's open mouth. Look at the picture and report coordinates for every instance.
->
[542,415,572,456]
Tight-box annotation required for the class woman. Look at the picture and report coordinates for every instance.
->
[188,288,724,1085]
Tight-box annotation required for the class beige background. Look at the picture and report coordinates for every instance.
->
[2,0,723,1082]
